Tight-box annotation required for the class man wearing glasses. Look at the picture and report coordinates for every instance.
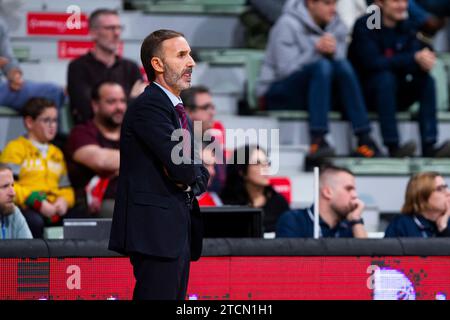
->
[181,86,226,193]
[68,9,145,125]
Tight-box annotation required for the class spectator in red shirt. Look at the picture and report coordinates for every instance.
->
[66,81,125,217]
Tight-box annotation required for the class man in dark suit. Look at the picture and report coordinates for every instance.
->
[108,29,209,300]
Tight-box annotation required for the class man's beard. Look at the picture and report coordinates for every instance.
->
[98,113,122,129]
[330,203,351,221]
[0,202,14,216]
[163,63,192,92]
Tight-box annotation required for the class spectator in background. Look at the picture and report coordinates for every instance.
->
[197,145,223,207]
[257,0,382,160]
[0,163,32,239]
[66,81,125,218]
[0,98,75,238]
[220,144,290,233]
[68,8,145,125]
[181,85,226,193]
[276,165,368,238]
[0,19,65,113]
[385,172,450,237]
[349,0,450,158]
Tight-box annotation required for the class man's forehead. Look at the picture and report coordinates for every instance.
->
[98,13,120,24]
[0,170,13,182]
[161,37,190,53]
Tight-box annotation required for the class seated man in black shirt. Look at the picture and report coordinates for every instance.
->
[68,8,145,124]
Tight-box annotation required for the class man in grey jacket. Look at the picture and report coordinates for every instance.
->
[0,163,32,239]
[257,0,381,159]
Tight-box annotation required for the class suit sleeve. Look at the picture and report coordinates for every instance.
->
[132,99,196,186]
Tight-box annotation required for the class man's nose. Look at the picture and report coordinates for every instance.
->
[188,55,196,68]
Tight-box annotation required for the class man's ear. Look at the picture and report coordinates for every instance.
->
[321,185,333,201]
[151,57,164,74]
[23,116,34,131]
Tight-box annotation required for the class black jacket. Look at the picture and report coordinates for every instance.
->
[109,82,209,261]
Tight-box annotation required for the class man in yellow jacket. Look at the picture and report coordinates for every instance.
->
[0,98,75,238]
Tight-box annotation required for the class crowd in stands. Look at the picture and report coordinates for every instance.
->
[1,1,450,240]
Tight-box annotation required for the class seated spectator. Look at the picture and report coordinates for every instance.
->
[197,145,223,207]
[276,164,368,238]
[220,144,290,232]
[0,163,32,239]
[66,81,125,217]
[349,0,450,158]
[0,98,75,238]
[257,0,382,160]
[385,172,450,237]
[68,9,145,125]
[0,19,65,113]
[181,85,226,192]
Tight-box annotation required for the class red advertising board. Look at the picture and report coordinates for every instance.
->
[57,41,124,59]
[27,12,89,36]
[1,256,449,300]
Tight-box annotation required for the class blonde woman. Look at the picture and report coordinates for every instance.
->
[385,172,450,237]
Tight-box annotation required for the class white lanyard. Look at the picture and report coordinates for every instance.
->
[413,216,429,238]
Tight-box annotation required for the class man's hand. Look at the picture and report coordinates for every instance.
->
[316,33,336,56]
[7,68,24,91]
[191,165,210,197]
[415,48,436,72]
[40,200,57,218]
[53,197,69,216]
[347,198,365,222]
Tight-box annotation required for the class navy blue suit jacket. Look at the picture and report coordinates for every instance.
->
[109,82,209,261]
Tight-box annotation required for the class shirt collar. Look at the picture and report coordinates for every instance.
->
[153,82,183,107]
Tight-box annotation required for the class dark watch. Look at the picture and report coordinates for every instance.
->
[348,218,364,226]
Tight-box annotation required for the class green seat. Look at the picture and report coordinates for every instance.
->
[411,158,450,175]
[331,158,411,175]
[0,106,18,116]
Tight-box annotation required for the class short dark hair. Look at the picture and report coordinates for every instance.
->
[180,85,210,111]
[89,8,119,30]
[91,80,124,102]
[0,163,12,173]
[319,164,354,178]
[21,98,56,120]
[140,29,184,82]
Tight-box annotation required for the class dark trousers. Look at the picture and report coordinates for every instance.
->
[265,58,372,137]
[363,70,437,147]
[130,236,191,300]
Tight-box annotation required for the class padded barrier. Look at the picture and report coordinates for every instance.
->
[1,238,450,258]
